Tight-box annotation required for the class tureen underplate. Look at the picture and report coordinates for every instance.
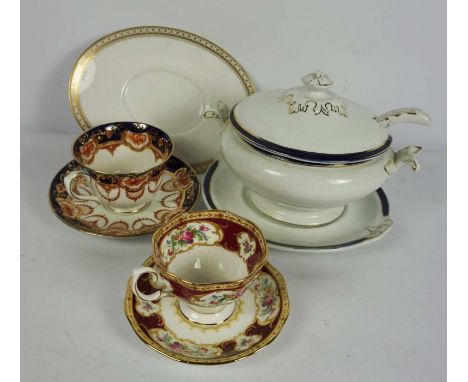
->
[49,156,199,237]
[203,160,393,252]
[124,256,289,365]
[69,26,255,173]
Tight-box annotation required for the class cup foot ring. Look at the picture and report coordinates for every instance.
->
[178,300,236,325]
[102,200,152,215]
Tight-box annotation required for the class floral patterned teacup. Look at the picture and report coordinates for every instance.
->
[64,122,173,214]
[132,210,268,325]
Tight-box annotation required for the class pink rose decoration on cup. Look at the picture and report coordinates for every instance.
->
[182,230,194,244]
[162,223,217,263]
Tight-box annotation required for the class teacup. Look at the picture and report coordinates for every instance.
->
[132,210,268,325]
[64,122,173,214]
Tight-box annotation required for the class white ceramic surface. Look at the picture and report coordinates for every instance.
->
[222,70,430,226]
[231,70,431,160]
[233,71,387,155]
[203,159,393,252]
[221,125,414,226]
[69,26,255,172]
[87,145,162,173]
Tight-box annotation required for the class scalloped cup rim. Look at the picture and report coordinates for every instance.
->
[71,121,174,177]
[151,210,269,290]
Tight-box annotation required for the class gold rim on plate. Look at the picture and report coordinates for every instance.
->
[124,257,289,365]
[49,157,200,238]
[68,26,256,173]
[69,26,256,130]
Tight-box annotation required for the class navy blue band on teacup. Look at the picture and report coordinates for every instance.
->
[72,121,173,170]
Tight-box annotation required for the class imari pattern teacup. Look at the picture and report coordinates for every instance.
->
[132,210,268,325]
[64,122,173,214]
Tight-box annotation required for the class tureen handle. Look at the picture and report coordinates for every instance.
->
[377,108,430,174]
[203,100,230,122]
[375,108,431,128]
[384,146,422,175]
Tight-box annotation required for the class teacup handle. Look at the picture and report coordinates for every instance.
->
[63,170,100,203]
[132,266,173,302]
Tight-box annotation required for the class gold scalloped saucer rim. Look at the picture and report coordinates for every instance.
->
[48,157,200,238]
[124,257,290,365]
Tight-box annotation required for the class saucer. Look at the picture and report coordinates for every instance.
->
[203,160,393,252]
[69,26,255,173]
[125,256,289,365]
[49,156,199,237]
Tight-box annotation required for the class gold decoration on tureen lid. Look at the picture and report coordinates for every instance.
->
[230,69,392,161]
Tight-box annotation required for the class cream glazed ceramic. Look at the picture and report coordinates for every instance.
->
[222,70,431,227]
[69,26,255,173]
[132,211,269,326]
[126,256,289,364]
[203,159,393,252]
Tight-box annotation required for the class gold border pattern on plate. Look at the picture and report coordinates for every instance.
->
[68,25,256,131]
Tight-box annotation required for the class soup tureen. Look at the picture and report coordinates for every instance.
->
[220,70,431,226]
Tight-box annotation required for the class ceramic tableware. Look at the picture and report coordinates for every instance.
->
[126,255,289,364]
[132,210,269,325]
[220,70,430,227]
[50,156,199,237]
[69,26,255,173]
[64,122,172,214]
[203,159,393,252]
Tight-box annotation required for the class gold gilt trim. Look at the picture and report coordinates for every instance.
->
[69,123,174,178]
[68,26,256,132]
[244,140,378,168]
[48,160,200,238]
[151,210,269,291]
[231,106,392,165]
[124,257,290,365]
[367,218,394,239]
[159,222,225,267]
[172,299,247,333]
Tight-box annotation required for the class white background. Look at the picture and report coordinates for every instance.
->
[20,1,446,381]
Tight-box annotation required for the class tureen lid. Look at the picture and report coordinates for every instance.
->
[231,70,392,163]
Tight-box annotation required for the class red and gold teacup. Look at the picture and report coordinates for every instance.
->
[64,122,173,214]
[132,210,268,325]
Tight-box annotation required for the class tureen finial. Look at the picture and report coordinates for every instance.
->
[301,70,333,88]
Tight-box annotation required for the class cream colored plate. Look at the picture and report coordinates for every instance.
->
[203,160,393,252]
[69,26,255,173]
